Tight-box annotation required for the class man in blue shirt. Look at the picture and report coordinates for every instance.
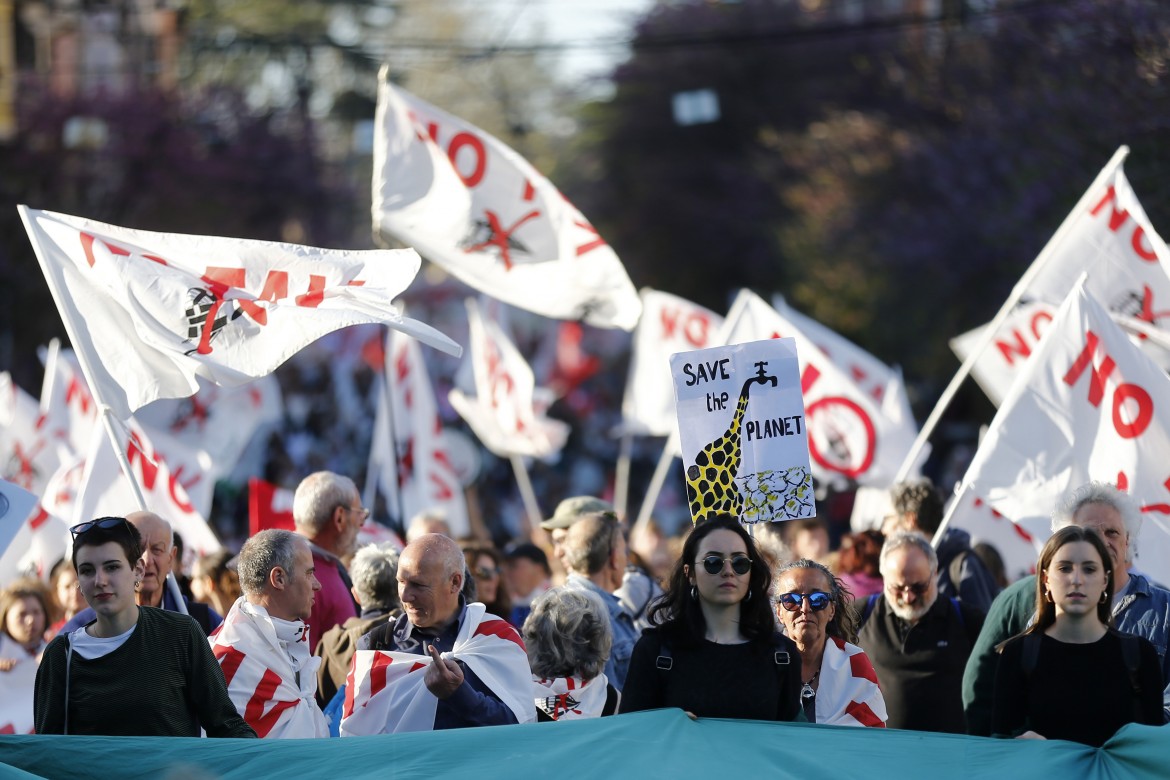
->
[561,512,638,691]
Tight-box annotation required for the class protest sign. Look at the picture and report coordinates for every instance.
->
[670,338,813,525]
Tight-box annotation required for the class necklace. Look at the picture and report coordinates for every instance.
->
[801,671,819,701]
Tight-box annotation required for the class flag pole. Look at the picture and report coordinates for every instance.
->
[893,145,1130,482]
[39,338,60,414]
[509,455,542,537]
[634,434,677,534]
[614,431,633,521]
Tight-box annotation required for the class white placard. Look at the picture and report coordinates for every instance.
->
[670,338,813,525]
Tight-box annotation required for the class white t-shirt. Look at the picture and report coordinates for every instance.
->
[69,623,136,660]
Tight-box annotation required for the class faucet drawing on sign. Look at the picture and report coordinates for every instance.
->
[685,362,778,524]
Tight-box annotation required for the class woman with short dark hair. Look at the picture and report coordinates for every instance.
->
[33,517,255,737]
[619,515,801,720]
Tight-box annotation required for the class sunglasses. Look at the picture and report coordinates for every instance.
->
[474,566,500,579]
[70,516,133,540]
[778,591,832,612]
[888,581,931,598]
[701,555,752,576]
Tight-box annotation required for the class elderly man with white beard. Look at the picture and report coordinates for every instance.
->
[856,532,984,734]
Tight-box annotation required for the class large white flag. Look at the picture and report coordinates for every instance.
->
[73,420,222,557]
[372,77,641,331]
[944,484,1040,584]
[449,300,569,459]
[371,329,469,535]
[622,289,724,437]
[20,206,460,421]
[719,290,918,488]
[954,153,1170,406]
[953,282,1170,585]
[0,373,67,495]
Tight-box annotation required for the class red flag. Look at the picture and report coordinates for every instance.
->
[248,477,295,537]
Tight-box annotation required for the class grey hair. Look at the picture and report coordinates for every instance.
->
[1051,481,1142,563]
[774,558,860,644]
[562,513,621,575]
[350,543,401,611]
[292,471,358,536]
[238,529,302,597]
[879,531,938,574]
[523,587,613,680]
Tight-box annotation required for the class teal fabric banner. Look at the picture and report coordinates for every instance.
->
[1,710,1167,779]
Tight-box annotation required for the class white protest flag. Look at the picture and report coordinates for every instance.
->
[449,300,569,459]
[952,281,1170,585]
[943,484,1039,584]
[372,76,641,331]
[953,154,1170,407]
[772,295,894,404]
[949,301,1058,407]
[134,375,282,486]
[0,373,68,495]
[622,289,724,437]
[73,421,222,557]
[371,329,469,535]
[719,290,918,488]
[39,348,100,458]
[19,206,460,421]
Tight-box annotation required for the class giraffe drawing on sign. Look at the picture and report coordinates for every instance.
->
[685,362,778,524]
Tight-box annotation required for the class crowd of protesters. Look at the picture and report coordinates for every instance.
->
[0,474,1166,747]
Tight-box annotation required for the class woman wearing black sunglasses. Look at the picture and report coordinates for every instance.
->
[33,517,255,737]
[774,559,887,727]
[619,515,802,720]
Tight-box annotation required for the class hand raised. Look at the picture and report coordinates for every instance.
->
[423,644,464,700]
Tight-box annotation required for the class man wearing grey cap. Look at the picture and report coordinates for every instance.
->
[540,496,615,570]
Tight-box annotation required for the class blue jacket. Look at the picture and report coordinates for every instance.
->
[564,574,638,692]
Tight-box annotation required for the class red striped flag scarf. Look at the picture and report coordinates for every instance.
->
[340,603,535,734]
[532,673,610,721]
[209,598,329,738]
[815,636,887,728]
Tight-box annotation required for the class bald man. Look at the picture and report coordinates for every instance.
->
[59,511,223,635]
[356,534,530,730]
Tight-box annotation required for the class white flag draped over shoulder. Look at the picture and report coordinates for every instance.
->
[719,290,918,488]
[19,206,460,421]
[372,77,641,331]
[449,300,569,459]
[340,603,533,735]
[371,329,469,535]
[622,289,724,437]
[952,281,1170,586]
[73,420,221,557]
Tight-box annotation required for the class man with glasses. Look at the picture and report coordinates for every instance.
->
[561,512,637,691]
[856,531,984,733]
[292,471,365,649]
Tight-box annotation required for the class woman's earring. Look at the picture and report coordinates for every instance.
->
[746,588,753,601]
[134,579,141,591]
[690,586,697,601]
[1100,591,1108,604]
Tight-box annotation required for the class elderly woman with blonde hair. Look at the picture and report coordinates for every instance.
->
[523,587,619,720]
